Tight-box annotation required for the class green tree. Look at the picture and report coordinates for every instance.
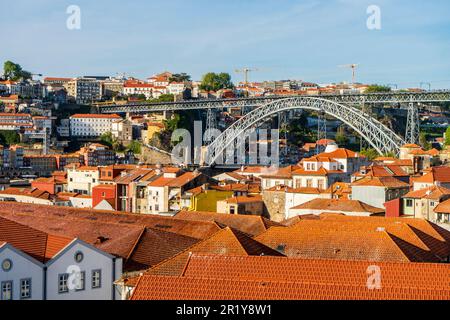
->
[335,126,349,146]
[127,140,142,154]
[99,132,122,151]
[0,130,20,146]
[3,61,32,81]
[360,148,379,160]
[199,72,234,92]
[445,127,450,146]
[419,132,431,150]
[365,84,392,93]
[156,94,175,102]
[169,73,191,83]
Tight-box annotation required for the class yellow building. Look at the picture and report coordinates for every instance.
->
[145,122,165,143]
[183,185,233,212]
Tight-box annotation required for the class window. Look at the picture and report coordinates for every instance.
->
[318,180,324,190]
[58,274,69,293]
[92,270,101,289]
[74,251,84,263]
[1,259,12,272]
[306,179,313,188]
[76,272,86,291]
[1,281,12,300]
[20,279,31,299]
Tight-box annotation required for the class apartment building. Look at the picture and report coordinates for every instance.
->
[111,119,132,143]
[122,81,154,99]
[67,165,100,195]
[69,114,122,138]
[66,78,102,104]
[0,216,122,300]
[2,145,24,169]
[101,79,124,98]
[78,143,116,166]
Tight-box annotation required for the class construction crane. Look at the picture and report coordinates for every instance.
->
[235,68,259,85]
[338,64,359,84]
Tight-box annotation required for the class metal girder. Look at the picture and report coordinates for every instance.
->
[204,97,406,166]
[98,91,450,114]
[405,102,420,144]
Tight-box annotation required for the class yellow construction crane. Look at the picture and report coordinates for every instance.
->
[235,68,259,85]
[338,64,359,84]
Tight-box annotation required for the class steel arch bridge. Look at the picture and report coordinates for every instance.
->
[205,97,406,166]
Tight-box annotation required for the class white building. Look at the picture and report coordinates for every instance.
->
[167,82,186,95]
[66,78,102,104]
[67,166,100,195]
[0,216,122,300]
[69,114,122,137]
[122,82,154,99]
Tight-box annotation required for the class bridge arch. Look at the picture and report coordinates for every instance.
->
[205,97,405,166]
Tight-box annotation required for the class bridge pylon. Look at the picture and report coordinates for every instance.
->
[405,102,420,145]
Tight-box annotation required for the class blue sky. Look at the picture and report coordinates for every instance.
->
[1,0,450,88]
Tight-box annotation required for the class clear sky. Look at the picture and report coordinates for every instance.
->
[1,0,450,88]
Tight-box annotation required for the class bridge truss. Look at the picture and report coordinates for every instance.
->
[204,97,406,166]
[98,91,450,113]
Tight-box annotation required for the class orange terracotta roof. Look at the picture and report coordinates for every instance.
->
[224,195,263,204]
[414,166,450,184]
[427,148,440,156]
[175,211,281,237]
[352,176,409,188]
[182,254,450,290]
[142,227,283,278]
[0,202,220,240]
[325,182,352,199]
[402,144,421,149]
[0,187,52,200]
[130,273,450,300]
[233,166,267,174]
[0,216,73,263]
[320,148,363,159]
[404,185,450,200]
[70,114,122,119]
[434,198,450,214]
[255,215,450,263]
[291,198,384,214]
[166,172,201,188]
[257,165,300,179]
[292,166,343,176]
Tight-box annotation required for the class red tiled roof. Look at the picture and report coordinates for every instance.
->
[414,166,450,184]
[0,216,73,263]
[321,148,362,159]
[0,202,220,240]
[140,227,283,279]
[291,198,385,214]
[352,176,409,188]
[224,195,263,204]
[182,254,450,290]
[130,272,450,300]
[175,211,281,237]
[0,188,52,200]
[70,114,121,119]
[255,215,450,263]
[404,185,450,200]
